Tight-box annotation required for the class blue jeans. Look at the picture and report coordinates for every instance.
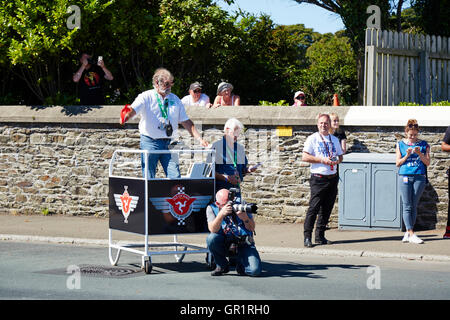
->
[140,135,180,179]
[206,233,262,277]
[398,174,426,230]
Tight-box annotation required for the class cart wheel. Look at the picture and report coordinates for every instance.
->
[144,260,152,274]
[175,252,186,263]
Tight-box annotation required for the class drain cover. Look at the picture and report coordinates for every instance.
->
[36,264,144,278]
[78,265,142,278]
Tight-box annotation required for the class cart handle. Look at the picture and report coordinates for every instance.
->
[109,148,216,178]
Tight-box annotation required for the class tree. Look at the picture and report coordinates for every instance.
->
[291,1,391,104]
[1,0,114,104]
[157,0,239,97]
[298,35,357,105]
[412,0,450,37]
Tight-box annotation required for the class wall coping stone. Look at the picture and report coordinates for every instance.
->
[0,105,448,127]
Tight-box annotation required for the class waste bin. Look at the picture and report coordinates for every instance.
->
[338,153,402,230]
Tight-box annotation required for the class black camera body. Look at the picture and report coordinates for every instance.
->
[227,188,258,215]
[159,121,173,137]
[87,56,98,65]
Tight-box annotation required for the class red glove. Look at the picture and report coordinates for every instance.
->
[120,104,131,124]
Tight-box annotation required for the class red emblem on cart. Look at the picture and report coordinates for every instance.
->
[150,186,212,225]
[114,186,139,223]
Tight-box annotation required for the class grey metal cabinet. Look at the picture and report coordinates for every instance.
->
[338,153,401,230]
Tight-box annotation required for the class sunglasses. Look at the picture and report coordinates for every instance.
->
[158,80,173,88]
[193,89,202,93]
[296,96,305,100]
[408,123,419,129]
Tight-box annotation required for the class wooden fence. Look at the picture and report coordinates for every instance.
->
[364,28,450,106]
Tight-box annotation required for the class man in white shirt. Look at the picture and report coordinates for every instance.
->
[302,113,344,247]
[181,82,212,108]
[120,68,209,178]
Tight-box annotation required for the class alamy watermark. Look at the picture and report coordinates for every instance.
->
[366,265,381,290]
[66,5,81,30]
[66,264,81,290]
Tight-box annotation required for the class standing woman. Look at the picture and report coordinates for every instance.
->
[396,119,431,244]
[329,113,347,154]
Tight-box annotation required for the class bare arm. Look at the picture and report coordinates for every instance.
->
[442,141,450,153]
[181,119,209,147]
[208,204,231,233]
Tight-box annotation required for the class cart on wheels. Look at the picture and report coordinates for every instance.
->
[108,148,215,274]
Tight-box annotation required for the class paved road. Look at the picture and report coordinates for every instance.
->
[1,241,449,302]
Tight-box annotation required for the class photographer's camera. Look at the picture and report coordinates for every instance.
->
[227,188,258,214]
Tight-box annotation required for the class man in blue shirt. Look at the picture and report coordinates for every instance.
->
[209,118,257,196]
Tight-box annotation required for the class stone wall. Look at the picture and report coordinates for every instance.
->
[0,105,449,229]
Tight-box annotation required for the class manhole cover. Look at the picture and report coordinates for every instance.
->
[78,265,142,278]
[36,264,144,278]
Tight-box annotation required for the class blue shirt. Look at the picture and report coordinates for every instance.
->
[398,140,429,175]
[209,137,248,191]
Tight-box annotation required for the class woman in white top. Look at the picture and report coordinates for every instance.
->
[212,82,240,108]
[181,82,212,107]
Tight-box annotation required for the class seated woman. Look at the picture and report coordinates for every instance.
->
[212,82,240,108]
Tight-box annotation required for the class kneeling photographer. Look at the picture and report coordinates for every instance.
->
[206,188,261,277]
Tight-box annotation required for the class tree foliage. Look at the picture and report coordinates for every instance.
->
[299,35,357,105]
[0,0,436,106]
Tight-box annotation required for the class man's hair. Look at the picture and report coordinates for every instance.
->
[317,113,331,124]
[152,68,174,85]
[224,118,244,132]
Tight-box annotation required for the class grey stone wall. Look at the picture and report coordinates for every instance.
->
[0,105,449,229]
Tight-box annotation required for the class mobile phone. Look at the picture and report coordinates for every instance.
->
[98,56,103,62]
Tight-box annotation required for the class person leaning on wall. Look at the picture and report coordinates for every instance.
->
[292,91,307,106]
[212,82,240,108]
[441,125,450,238]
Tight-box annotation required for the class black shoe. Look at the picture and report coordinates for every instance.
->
[304,238,313,248]
[236,263,246,276]
[315,237,332,245]
[211,265,229,276]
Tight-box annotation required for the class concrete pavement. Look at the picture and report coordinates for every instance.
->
[1,214,450,262]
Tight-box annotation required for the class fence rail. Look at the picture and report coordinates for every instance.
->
[364,28,450,106]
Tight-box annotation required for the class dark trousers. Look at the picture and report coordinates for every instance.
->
[304,174,339,239]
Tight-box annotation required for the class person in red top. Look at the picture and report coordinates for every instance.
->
[442,125,450,238]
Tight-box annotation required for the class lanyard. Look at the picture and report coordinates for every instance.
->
[319,133,332,158]
[223,137,237,168]
[319,133,335,170]
[155,94,169,119]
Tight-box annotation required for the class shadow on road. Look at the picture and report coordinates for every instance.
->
[259,261,370,279]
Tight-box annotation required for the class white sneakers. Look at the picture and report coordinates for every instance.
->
[409,234,424,244]
[402,232,409,243]
[402,232,424,244]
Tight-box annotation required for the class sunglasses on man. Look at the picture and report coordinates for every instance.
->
[296,95,305,100]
